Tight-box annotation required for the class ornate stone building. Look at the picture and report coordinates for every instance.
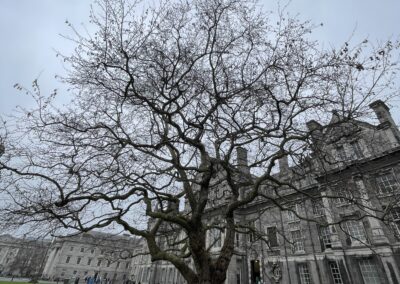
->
[130,100,400,284]
[42,232,138,282]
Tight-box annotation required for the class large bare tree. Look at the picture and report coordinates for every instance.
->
[0,0,399,283]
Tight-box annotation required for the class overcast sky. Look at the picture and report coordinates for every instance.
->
[1,0,399,123]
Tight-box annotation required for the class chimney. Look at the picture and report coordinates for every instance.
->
[236,147,249,174]
[306,120,323,142]
[369,99,400,143]
[278,155,289,173]
[369,100,396,126]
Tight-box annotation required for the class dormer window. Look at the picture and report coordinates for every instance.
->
[336,145,346,161]
[376,172,399,195]
[350,140,363,159]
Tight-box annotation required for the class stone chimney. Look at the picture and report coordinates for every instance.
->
[237,147,250,174]
[278,155,289,173]
[306,120,323,142]
[369,100,400,143]
[369,100,396,126]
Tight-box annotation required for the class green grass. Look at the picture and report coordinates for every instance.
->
[0,282,29,284]
[0,282,54,284]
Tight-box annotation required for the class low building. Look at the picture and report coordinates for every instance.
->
[42,232,138,283]
[0,234,50,277]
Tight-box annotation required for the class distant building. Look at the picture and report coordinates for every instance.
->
[131,100,400,284]
[0,234,50,277]
[42,232,138,282]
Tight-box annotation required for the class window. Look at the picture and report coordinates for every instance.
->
[70,246,74,252]
[329,261,343,284]
[125,262,129,269]
[236,232,240,247]
[107,260,111,267]
[116,262,120,269]
[101,250,105,255]
[267,227,278,248]
[77,257,81,264]
[209,228,222,247]
[350,141,363,159]
[335,188,352,205]
[319,226,332,250]
[80,247,84,253]
[97,259,102,266]
[87,258,92,266]
[286,204,301,222]
[73,271,77,275]
[342,220,367,244]
[298,263,312,284]
[66,256,71,264]
[336,145,346,161]
[312,199,325,216]
[376,173,398,195]
[91,249,94,254]
[387,207,400,239]
[289,222,304,253]
[359,259,382,284]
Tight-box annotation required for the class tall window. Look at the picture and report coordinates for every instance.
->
[342,220,367,244]
[87,258,92,266]
[312,199,325,216]
[77,257,81,264]
[298,263,312,284]
[329,261,343,284]
[80,247,84,253]
[336,145,346,161]
[107,260,111,267]
[388,207,400,239]
[359,259,382,284]
[66,256,71,264]
[267,226,278,248]
[70,246,74,252]
[286,204,301,222]
[97,259,102,267]
[289,222,304,253]
[376,173,398,195]
[209,228,222,247]
[350,141,363,159]
[319,226,332,250]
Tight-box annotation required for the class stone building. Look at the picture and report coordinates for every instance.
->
[0,234,50,277]
[130,100,400,284]
[42,232,138,282]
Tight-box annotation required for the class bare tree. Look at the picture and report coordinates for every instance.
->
[0,0,399,283]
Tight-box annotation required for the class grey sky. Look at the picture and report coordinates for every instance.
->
[1,0,399,122]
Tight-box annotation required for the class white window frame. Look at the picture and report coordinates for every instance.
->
[329,261,343,284]
[342,220,367,245]
[289,222,304,253]
[359,258,382,284]
[319,226,332,250]
[298,263,312,284]
[376,172,399,195]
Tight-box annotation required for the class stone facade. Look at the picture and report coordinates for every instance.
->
[0,234,50,277]
[131,100,400,284]
[42,232,138,283]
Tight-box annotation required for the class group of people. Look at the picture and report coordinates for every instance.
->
[82,273,111,284]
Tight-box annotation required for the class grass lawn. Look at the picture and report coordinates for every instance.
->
[0,282,29,284]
